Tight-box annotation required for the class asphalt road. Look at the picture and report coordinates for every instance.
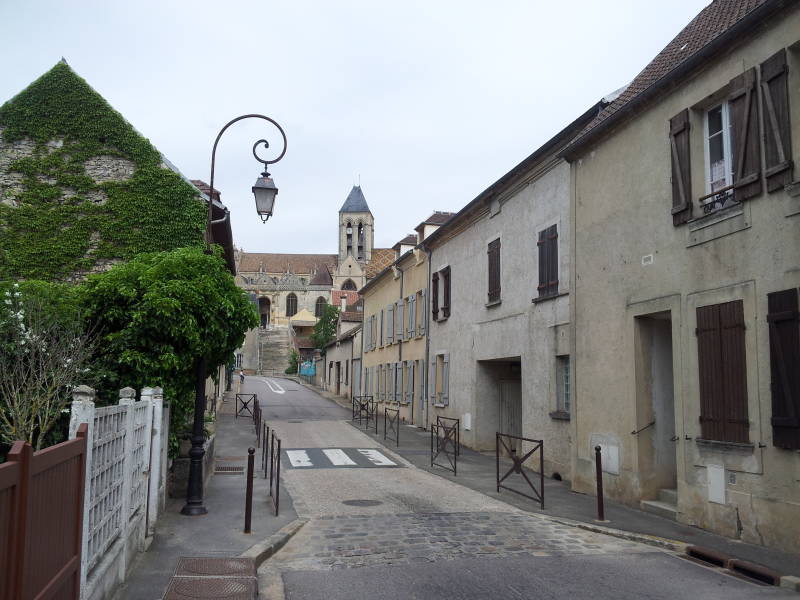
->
[249,379,792,600]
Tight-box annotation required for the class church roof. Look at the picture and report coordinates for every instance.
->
[339,185,371,213]
[309,265,333,286]
[238,252,337,274]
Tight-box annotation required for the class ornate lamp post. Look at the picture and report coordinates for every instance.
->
[182,114,287,516]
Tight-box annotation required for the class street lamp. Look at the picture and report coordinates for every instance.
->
[182,114,287,517]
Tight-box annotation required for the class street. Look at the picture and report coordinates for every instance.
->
[244,377,795,600]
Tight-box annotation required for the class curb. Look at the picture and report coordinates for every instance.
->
[240,518,308,568]
[545,515,689,553]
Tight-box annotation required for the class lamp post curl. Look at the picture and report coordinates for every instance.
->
[182,113,286,517]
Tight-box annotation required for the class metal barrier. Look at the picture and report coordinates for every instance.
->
[431,421,458,475]
[436,415,460,456]
[384,408,400,446]
[266,430,282,516]
[353,395,375,431]
[496,433,544,509]
[235,393,257,419]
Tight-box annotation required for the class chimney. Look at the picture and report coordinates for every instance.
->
[340,296,347,310]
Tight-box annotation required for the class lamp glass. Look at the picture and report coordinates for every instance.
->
[252,176,278,218]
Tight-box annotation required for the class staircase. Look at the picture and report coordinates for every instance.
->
[258,325,293,375]
[640,488,678,520]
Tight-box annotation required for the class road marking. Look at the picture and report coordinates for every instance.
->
[286,450,313,467]
[357,449,396,466]
[322,448,357,466]
[261,378,285,394]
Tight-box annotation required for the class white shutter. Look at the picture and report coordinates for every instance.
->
[387,304,394,344]
[442,353,450,405]
[429,358,437,405]
[419,289,427,335]
[406,360,414,403]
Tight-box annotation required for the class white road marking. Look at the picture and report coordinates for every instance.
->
[286,450,313,467]
[322,449,357,466]
[260,378,285,394]
[357,449,396,466]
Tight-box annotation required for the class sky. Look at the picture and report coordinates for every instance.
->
[0,0,711,255]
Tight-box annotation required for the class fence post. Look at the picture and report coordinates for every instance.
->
[7,440,32,600]
[595,445,606,522]
[69,384,96,599]
[244,447,255,533]
[118,387,136,573]
[144,386,162,538]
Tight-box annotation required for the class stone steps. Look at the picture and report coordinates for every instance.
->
[640,488,678,520]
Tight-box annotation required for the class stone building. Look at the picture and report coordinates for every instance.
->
[562,0,800,553]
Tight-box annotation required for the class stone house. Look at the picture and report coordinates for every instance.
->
[361,214,453,426]
[562,0,800,552]
[322,325,362,400]
[421,104,604,480]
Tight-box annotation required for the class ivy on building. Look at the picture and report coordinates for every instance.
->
[0,61,206,281]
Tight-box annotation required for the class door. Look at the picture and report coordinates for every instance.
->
[335,362,341,395]
[500,380,522,456]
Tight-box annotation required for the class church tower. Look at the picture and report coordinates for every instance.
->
[338,185,373,264]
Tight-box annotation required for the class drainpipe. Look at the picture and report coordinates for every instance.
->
[397,262,406,421]
[423,245,433,430]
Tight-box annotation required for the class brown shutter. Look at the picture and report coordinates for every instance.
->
[431,272,439,320]
[760,49,793,193]
[728,68,762,201]
[669,109,692,225]
[537,229,547,296]
[547,225,559,295]
[487,238,501,303]
[767,289,800,449]
[442,266,451,318]
[697,301,749,443]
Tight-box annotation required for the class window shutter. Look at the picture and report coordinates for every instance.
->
[669,109,692,225]
[395,362,402,402]
[728,68,762,201]
[432,272,439,320]
[419,290,427,335]
[537,229,547,296]
[760,49,793,193]
[378,364,383,401]
[697,304,725,441]
[442,267,451,318]
[380,310,384,347]
[408,295,415,338]
[547,226,558,296]
[418,359,425,405]
[429,358,437,404]
[719,301,749,443]
[767,289,800,449]
[396,300,404,341]
[441,353,450,406]
[488,238,501,303]
[387,304,394,344]
[406,360,414,403]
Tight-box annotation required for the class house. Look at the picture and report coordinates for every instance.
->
[322,324,362,400]
[562,0,800,552]
[361,214,454,426]
[420,103,604,480]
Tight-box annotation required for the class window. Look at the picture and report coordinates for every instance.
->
[417,289,426,336]
[357,223,365,260]
[345,359,349,385]
[487,238,501,304]
[346,221,353,255]
[341,279,357,291]
[556,356,570,414]
[441,267,451,319]
[286,293,298,317]
[537,225,558,298]
[701,102,738,213]
[315,296,327,318]
[696,300,749,443]
[767,288,800,449]
[430,352,450,406]
[431,272,439,320]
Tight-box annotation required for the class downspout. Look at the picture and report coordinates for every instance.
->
[397,262,406,421]
[423,245,433,430]
[350,330,355,401]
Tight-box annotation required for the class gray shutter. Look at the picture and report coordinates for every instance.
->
[406,360,414,403]
[396,300,405,341]
[429,358,437,405]
[760,49,793,192]
[419,290,427,335]
[728,68,762,201]
[408,295,416,338]
[669,109,692,225]
[387,304,394,344]
[418,359,425,406]
[380,310,384,347]
[441,354,450,406]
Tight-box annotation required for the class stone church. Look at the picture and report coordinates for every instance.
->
[235,185,395,331]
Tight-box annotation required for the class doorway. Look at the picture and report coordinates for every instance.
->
[500,380,522,456]
[335,362,341,395]
[634,312,677,498]
[259,297,271,328]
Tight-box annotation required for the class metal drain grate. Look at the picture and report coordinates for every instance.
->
[214,465,244,474]
[164,576,255,599]
[175,557,256,577]
[287,420,303,423]
[342,499,383,507]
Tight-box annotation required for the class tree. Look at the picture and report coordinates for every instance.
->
[80,247,258,452]
[311,304,339,350]
[0,282,94,449]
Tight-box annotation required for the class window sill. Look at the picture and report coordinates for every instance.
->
[532,291,568,304]
[485,299,502,308]
[549,410,571,421]
[686,201,750,247]
[434,316,449,324]
[696,438,754,453]
[432,403,448,408]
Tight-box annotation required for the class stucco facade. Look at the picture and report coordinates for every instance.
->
[323,326,362,401]
[567,6,800,552]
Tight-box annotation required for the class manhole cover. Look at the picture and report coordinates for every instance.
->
[164,577,255,599]
[342,499,383,507]
[214,465,244,474]
[176,557,256,577]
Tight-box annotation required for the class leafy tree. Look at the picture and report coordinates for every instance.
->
[311,304,339,350]
[80,247,258,452]
[285,349,299,375]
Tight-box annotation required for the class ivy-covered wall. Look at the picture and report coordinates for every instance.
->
[0,61,206,281]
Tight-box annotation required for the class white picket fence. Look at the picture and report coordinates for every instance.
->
[69,385,169,600]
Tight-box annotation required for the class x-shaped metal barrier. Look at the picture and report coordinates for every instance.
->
[436,415,460,456]
[496,433,544,509]
[235,393,257,419]
[431,421,458,475]
[384,408,400,447]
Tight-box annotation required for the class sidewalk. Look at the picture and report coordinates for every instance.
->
[113,391,297,600]
[303,382,800,579]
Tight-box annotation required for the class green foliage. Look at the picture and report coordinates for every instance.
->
[285,349,299,374]
[0,62,206,280]
[311,304,339,350]
[80,247,258,453]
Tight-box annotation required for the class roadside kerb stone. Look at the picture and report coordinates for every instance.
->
[240,518,308,567]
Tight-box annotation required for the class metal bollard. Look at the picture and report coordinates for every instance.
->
[595,445,605,521]
[244,447,255,533]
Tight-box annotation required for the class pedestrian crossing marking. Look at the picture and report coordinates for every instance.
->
[281,448,402,469]
[286,450,313,467]
[357,449,396,466]
[322,448,357,466]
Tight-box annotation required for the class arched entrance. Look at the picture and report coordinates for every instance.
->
[259,297,271,328]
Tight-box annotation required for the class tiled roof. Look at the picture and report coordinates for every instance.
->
[365,248,395,279]
[341,311,363,322]
[419,211,455,227]
[295,336,314,349]
[190,179,220,201]
[570,0,769,151]
[309,265,333,286]
[238,252,337,274]
[340,185,371,213]
[392,234,417,250]
[332,290,360,307]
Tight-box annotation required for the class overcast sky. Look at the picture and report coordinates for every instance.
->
[1,0,710,254]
